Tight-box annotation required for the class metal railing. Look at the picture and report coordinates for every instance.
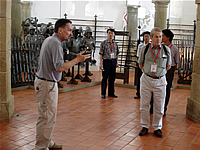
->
[167,20,196,84]
[11,36,39,87]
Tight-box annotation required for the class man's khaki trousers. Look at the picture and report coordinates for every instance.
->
[140,73,167,131]
[34,77,58,150]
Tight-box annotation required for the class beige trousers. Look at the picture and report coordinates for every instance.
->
[140,73,167,131]
[34,77,58,150]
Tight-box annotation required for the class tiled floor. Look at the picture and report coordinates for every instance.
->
[1,71,200,150]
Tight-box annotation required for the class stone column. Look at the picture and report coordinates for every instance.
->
[21,1,31,23]
[0,0,15,121]
[11,0,21,36]
[186,0,200,123]
[127,5,139,40]
[152,0,170,30]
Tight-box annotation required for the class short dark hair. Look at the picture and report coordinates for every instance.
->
[141,31,150,37]
[162,29,174,42]
[107,28,115,34]
[54,19,72,33]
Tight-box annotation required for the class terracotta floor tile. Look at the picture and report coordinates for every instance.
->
[172,144,188,150]
[161,139,177,147]
[70,145,88,150]
[180,134,196,142]
[72,135,89,142]
[87,145,104,150]
[188,144,200,150]
[187,127,200,133]
[119,135,136,142]
[134,135,153,142]
[103,134,120,142]
[155,144,172,150]
[1,143,20,150]
[138,145,156,150]
[87,135,104,142]
[0,139,14,147]
[104,145,122,150]
[63,139,80,147]
[177,139,193,147]
[165,135,181,142]
[16,144,35,150]
[122,145,140,150]
[191,123,200,129]
[145,139,163,147]
[129,140,145,147]
[80,131,96,137]
[96,139,113,147]
[168,131,185,138]
[192,139,200,146]
[112,140,130,148]
[78,140,96,147]
[1,71,197,149]
[12,138,31,147]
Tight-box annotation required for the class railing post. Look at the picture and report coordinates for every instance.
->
[94,14,97,42]
[167,18,170,29]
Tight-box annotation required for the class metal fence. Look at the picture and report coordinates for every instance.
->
[11,36,39,87]
[168,20,196,84]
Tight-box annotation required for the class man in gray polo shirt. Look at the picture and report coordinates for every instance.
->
[34,19,90,150]
[138,27,171,138]
[162,29,179,116]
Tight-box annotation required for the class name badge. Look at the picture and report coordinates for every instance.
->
[110,53,114,59]
[151,64,157,72]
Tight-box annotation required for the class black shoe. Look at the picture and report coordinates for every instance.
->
[101,95,106,99]
[139,127,148,136]
[134,95,140,99]
[108,94,118,98]
[150,108,153,114]
[154,129,163,137]
[163,110,166,116]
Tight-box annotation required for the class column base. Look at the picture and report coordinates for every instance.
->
[0,95,14,121]
[186,97,200,123]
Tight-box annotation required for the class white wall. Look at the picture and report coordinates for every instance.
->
[23,0,197,35]
[170,0,197,25]
[21,0,197,70]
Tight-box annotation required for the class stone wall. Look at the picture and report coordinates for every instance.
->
[186,0,200,123]
[0,0,15,121]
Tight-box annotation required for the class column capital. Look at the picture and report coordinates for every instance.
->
[196,0,200,4]
[127,5,140,9]
[152,0,170,4]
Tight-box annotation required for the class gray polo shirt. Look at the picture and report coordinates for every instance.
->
[169,43,179,67]
[138,43,171,77]
[99,39,119,59]
[36,33,64,82]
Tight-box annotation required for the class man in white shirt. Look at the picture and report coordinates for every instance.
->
[134,31,150,99]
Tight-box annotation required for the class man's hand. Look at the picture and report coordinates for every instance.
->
[116,63,118,68]
[139,64,143,70]
[166,65,171,71]
[99,63,103,70]
[58,51,91,72]
[76,51,91,63]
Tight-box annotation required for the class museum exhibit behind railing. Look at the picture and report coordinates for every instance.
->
[167,19,196,84]
[11,15,137,88]
[11,15,195,88]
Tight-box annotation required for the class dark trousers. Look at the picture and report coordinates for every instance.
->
[164,66,175,113]
[101,59,116,96]
[136,66,143,97]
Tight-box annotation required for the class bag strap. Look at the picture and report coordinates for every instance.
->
[143,43,167,64]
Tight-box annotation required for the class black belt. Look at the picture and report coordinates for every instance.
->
[36,75,56,82]
[104,59,116,61]
[146,74,163,79]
